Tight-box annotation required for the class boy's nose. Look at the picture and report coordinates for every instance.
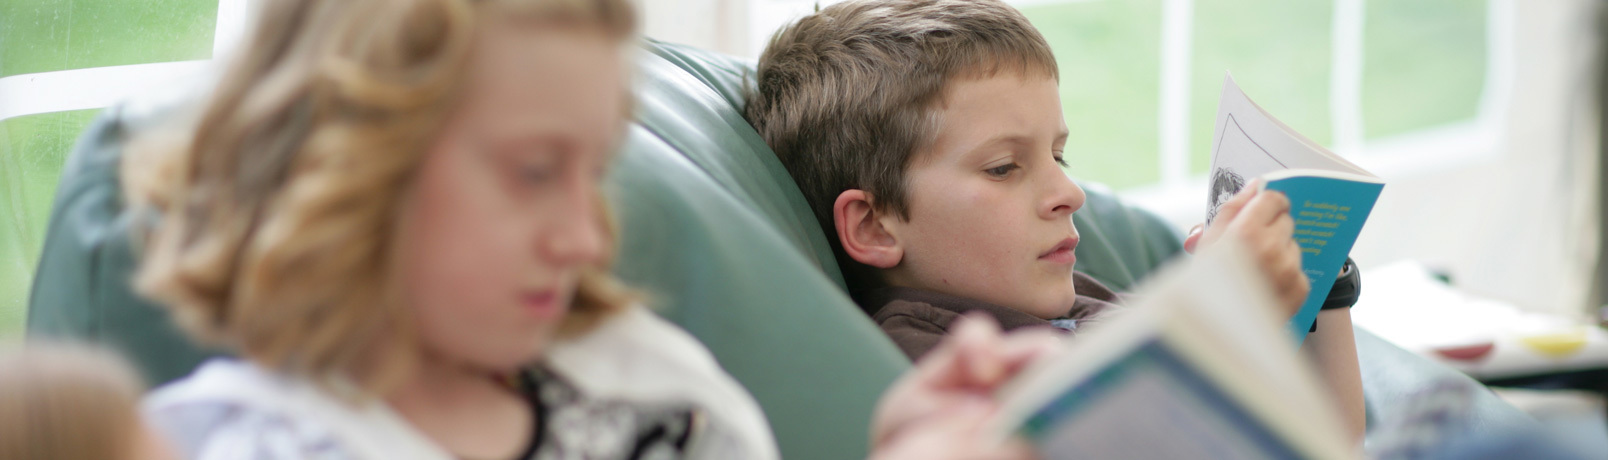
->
[1041,169,1086,219]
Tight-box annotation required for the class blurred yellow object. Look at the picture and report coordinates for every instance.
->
[1517,328,1590,357]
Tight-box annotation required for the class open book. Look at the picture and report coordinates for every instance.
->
[1206,75,1384,344]
[987,240,1356,460]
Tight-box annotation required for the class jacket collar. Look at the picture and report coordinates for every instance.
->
[859,286,1054,331]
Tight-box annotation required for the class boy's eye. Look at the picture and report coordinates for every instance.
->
[985,163,1020,178]
[1053,152,1069,167]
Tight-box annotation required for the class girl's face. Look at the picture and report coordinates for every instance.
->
[399,23,627,371]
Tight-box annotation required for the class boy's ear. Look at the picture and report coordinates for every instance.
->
[833,189,903,269]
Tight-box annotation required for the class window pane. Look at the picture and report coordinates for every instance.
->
[0,109,100,335]
[1191,0,1333,173]
[1363,0,1485,140]
[0,0,217,78]
[1021,0,1162,190]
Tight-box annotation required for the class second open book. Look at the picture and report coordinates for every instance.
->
[986,238,1358,459]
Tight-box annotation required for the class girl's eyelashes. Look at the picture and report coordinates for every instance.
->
[490,142,616,191]
[487,144,564,186]
[501,150,560,185]
[489,150,560,188]
[520,163,558,184]
[1053,152,1068,167]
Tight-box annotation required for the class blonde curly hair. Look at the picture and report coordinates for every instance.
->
[124,0,637,395]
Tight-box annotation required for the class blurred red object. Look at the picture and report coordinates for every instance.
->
[1434,342,1496,362]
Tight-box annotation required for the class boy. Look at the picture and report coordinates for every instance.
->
[745,0,1364,438]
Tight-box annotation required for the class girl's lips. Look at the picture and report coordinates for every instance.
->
[1039,237,1079,265]
[520,290,565,318]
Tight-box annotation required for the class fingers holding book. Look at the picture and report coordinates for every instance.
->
[870,314,1061,460]
[869,399,1039,460]
[1193,183,1311,314]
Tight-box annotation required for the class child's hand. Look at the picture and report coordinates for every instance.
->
[1184,181,1310,314]
[867,402,1038,460]
[869,314,1059,460]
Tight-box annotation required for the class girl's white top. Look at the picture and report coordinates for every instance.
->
[143,306,780,460]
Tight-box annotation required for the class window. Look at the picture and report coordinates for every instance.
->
[0,0,244,336]
[747,0,1501,202]
[1017,0,1495,194]
[1020,0,1165,189]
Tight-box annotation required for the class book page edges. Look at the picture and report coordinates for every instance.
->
[1259,169,1386,185]
[1223,75,1375,178]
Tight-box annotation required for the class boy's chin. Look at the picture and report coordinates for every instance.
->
[1022,297,1074,320]
[1017,292,1078,320]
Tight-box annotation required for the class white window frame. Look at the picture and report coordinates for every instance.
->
[0,0,251,123]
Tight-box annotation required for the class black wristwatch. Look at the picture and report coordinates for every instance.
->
[1310,257,1361,333]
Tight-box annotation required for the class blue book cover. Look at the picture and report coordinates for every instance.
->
[1261,172,1383,343]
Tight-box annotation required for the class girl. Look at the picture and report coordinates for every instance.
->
[126,0,1048,459]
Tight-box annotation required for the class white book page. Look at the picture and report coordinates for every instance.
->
[1205,75,1378,223]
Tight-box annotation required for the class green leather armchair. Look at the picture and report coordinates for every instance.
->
[30,40,1536,459]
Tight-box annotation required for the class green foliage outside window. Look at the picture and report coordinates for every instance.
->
[1021,0,1486,189]
[0,0,218,336]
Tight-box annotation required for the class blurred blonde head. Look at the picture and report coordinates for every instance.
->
[0,343,159,460]
[124,0,637,395]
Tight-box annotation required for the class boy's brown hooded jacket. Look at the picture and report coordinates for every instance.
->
[862,272,1123,361]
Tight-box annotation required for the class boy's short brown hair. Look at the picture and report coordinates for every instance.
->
[744,0,1058,295]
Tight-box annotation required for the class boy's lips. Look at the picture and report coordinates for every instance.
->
[1038,237,1079,265]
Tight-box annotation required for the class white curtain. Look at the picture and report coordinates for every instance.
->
[1348,0,1601,318]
